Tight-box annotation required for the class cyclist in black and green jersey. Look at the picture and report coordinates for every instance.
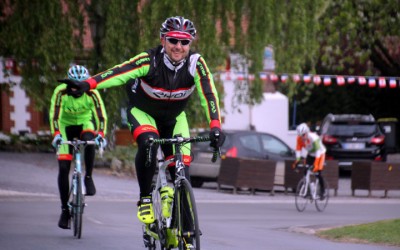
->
[58,16,226,227]
[50,65,108,229]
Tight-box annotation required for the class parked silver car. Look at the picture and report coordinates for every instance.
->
[189,130,295,188]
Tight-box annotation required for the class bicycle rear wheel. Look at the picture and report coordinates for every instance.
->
[295,179,309,212]
[175,179,200,250]
[71,173,84,238]
[315,179,329,212]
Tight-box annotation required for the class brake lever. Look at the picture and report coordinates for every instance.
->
[211,131,220,163]
[98,143,104,158]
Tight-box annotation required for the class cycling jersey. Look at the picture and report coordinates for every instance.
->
[85,45,221,127]
[49,84,107,136]
[295,132,326,171]
[50,83,107,212]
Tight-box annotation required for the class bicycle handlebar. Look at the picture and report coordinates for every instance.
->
[146,135,221,167]
[61,140,97,146]
[57,139,104,157]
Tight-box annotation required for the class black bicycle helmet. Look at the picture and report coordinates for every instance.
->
[160,16,196,40]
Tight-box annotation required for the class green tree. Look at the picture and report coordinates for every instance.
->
[0,1,83,109]
[84,0,141,131]
[295,0,400,125]
[0,0,330,129]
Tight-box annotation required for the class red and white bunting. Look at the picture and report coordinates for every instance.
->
[259,72,267,80]
[378,77,386,88]
[323,77,332,86]
[313,75,321,85]
[222,71,400,89]
[389,78,397,88]
[347,76,355,84]
[270,73,279,82]
[303,75,311,83]
[281,75,289,83]
[293,74,301,83]
[358,76,366,85]
[337,76,345,86]
[368,78,376,88]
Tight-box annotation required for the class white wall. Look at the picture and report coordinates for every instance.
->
[10,81,30,134]
[251,92,297,148]
[221,73,251,131]
[0,58,28,134]
[220,72,297,149]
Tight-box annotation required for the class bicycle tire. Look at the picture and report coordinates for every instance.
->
[70,175,78,237]
[175,179,200,250]
[295,178,309,212]
[72,173,84,239]
[149,186,166,250]
[315,179,329,212]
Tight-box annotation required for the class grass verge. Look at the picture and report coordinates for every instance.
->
[317,219,400,247]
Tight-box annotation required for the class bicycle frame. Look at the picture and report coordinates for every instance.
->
[298,165,319,200]
[58,139,98,238]
[295,163,329,212]
[143,154,174,245]
[143,134,218,250]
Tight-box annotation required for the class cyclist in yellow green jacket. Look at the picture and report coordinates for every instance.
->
[50,65,107,229]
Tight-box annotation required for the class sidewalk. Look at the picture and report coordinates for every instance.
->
[198,179,400,203]
[1,152,400,203]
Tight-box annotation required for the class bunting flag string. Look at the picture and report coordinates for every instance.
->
[222,71,400,89]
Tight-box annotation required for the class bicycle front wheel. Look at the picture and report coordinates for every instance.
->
[295,178,309,212]
[148,185,166,250]
[315,179,329,212]
[72,173,84,239]
[175,179,200,250]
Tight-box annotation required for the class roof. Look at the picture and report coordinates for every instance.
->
[325,113,375,123]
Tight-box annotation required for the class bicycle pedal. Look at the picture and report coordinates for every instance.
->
[142,234,153,247]
[185,244,195,249]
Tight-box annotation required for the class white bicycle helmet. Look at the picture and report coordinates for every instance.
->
[68,65,90,81]
[296,123,310,136]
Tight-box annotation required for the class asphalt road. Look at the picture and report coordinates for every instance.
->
[1,152,400,250]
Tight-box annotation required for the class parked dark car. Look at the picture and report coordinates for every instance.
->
[189,130,295,188]
[320,113,386,170]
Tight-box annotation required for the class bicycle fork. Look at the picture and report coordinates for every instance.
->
[69,152,86,214]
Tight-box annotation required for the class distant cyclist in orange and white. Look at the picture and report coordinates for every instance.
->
[293,123,327,199]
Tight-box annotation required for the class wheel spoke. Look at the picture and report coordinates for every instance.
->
[295,179,308,212]
[315,180,329,212]
[176,179,200,250]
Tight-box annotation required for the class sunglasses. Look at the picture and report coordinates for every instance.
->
[166,37,191,46]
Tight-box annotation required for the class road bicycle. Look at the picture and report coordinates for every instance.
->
[142,134,219,250]
[294,163,329,212]
[57,139,104,239]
